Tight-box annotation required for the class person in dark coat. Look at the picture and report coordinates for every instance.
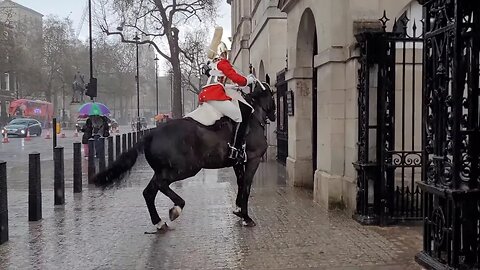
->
[81,118,93,157]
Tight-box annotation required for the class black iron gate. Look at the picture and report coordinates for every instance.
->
[415,0,480,269]
[354,12,424,225]
[276,70,288,165]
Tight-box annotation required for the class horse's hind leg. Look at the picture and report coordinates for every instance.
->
[158,181,185,222]
[143,176,165,229]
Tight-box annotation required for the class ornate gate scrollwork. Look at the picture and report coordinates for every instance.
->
[415,0,480,269]
[354,11,424,225]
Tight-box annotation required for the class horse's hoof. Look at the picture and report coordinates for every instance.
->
[145,222,169,234]
[242,219,256,227]
[169,206,182,221]
[233,210,243,218]
[156,222,169,233]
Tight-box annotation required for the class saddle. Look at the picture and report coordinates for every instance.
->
[184,86,252,126]
[184,102,224,126]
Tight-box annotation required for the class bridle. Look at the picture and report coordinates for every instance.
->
[242,83,273,129]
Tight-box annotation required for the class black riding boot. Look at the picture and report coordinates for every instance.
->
[228,103,252,162]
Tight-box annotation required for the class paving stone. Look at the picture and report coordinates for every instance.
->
[0,158,422,269]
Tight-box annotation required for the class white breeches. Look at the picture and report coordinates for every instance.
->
[207,100,242,122]
[205,85,254,123]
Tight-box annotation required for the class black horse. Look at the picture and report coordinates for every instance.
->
[93,82,276,229]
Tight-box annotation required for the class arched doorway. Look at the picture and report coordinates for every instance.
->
[295,8,317,187]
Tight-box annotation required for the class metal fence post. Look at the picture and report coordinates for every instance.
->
[108,136,114,167]
[98,137,106,172]
[133,131,137,145]
[128,133,132,150]
[0,161,8,244]
[115,135,121,160]
[88,138,95,184]
[54,146,65,205]
[28,152,42,221]
[73,142,82,193]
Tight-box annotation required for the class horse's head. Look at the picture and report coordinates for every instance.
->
[248,81,276,122]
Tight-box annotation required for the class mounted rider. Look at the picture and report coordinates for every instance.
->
[198,26,256,163]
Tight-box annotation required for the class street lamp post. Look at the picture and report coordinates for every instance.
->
[133,33,140,131]
[154,56,159,116]
[62,83,65,123]
[87,0,96,101]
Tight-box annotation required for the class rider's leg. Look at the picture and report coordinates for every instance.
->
[229,102,253,160]
[207,100,242,122]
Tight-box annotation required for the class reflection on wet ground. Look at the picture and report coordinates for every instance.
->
[0,158,422,269]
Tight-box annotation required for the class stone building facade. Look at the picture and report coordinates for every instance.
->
[228,0,287,160]
[229,0,422,211]
[0,21,14,125]
[0,0,43,125]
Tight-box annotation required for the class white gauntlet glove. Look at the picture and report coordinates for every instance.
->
[245,74,256,85]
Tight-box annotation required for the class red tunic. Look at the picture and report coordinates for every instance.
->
[198,59,247,103]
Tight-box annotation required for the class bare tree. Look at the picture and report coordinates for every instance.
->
[42,16,75,111]
[98,0,219,118]
[179,28,208,94]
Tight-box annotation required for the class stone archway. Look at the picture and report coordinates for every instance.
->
[286,8,317,189]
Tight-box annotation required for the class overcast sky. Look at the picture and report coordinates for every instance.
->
[12,0,232,74]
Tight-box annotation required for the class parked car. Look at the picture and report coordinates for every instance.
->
[108,118,118,131]
[2,118,42,137]
[131,117,148,131]
[76,116,88,132]
[140,117,147,129]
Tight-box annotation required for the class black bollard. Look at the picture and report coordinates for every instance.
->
[28,152,42,221]
[98,137,106,172]
[52,117,57,148]
[108,136,114,167]
[127,133,132,150]
[115,135,121,160]
[54,146,65,205]
[122,133,127,154]
[88,138,95,184]
[73,142,82,193]
[0,161,8,244]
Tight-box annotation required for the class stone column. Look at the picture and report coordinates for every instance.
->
[285,67,313,188]
[312,51,347,209]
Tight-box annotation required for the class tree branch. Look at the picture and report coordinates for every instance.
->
[101,25,171,62]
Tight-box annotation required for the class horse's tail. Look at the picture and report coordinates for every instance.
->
[92,138,146,187]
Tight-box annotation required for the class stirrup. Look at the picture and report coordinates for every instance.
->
[228,143,239,159]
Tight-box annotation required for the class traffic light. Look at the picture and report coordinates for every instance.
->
[85,77,97,98]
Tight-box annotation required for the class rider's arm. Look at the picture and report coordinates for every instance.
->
[217,59,247,86]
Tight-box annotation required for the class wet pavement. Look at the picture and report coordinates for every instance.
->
[1,126,130,189]
[0,157,423,269]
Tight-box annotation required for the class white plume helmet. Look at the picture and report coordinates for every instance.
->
[207,26,223,59]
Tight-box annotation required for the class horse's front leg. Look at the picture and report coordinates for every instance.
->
[233,164,245,218]
[240,157,261,227]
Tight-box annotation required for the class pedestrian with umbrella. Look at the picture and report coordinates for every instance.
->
[81,118,93,157]
[78,102,111,158]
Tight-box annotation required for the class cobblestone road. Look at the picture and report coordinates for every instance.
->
[0,158,423,269]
